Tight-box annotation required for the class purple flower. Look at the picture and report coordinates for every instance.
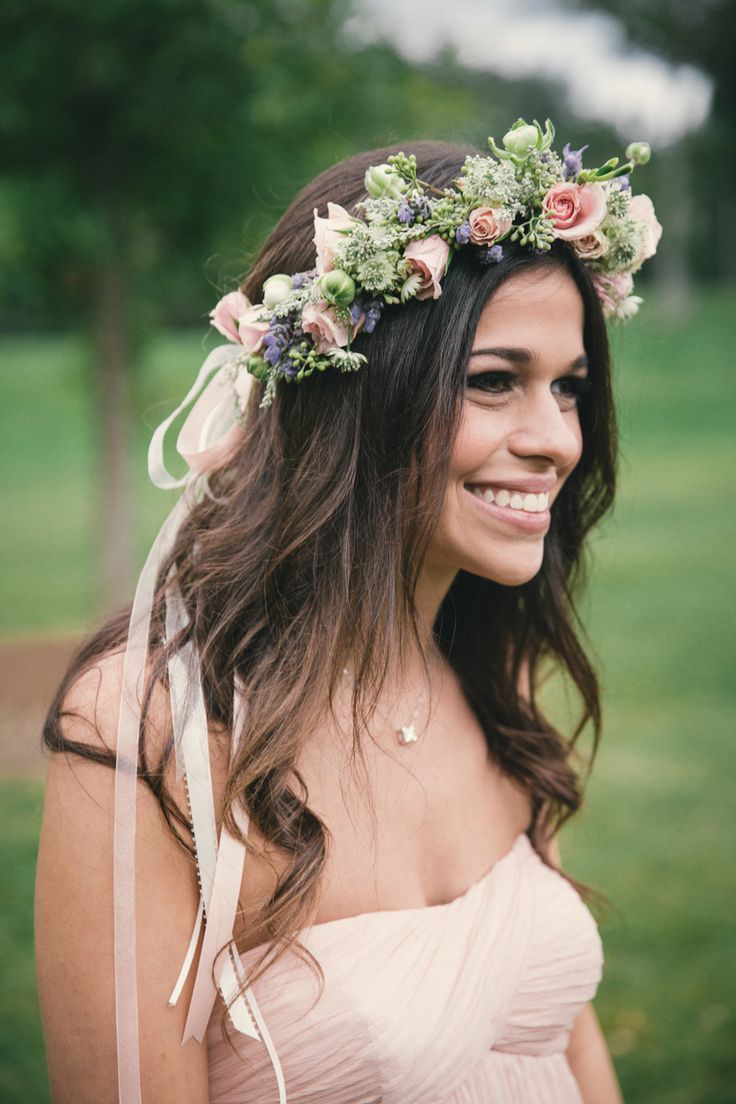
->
[364,304,382,333]
[291,269,315,289]
[455,221,471,245]
[617,174,631,191]
[350,297,383,334]
[397,203,414,224]
[480,244,504,265]
[562,142,588,181]
[262,319,294,367]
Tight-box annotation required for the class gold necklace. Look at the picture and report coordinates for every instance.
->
[341,667,428,746]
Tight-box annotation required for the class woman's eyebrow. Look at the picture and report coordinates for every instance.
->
[469,347,589,371]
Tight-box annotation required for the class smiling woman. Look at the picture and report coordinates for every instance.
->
[35,131,641,1103]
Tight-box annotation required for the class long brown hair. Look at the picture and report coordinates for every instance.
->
[44,141,617,1001]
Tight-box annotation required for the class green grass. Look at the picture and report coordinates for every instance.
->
[0,781,48,1102]
[1,287,735,1101]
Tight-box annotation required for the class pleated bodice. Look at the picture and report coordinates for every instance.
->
[207,832,603,1103]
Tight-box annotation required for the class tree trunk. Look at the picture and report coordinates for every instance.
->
[93,246,134,613]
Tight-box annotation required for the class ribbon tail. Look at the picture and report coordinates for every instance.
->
[182,824,247,1044]
[168,896,204,1008]
[113,494,191,1104]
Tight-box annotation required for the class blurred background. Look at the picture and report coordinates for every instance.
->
[1,1,734,1100]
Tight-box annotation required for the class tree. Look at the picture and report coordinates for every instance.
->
[0,0,371,604]
[562,0,735,283]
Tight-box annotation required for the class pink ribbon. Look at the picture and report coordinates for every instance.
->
[115,349,286,1101]
[148,345,254,489]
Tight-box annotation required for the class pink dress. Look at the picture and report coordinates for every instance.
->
[206,833,603,1102]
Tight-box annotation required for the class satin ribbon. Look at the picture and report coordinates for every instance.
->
[114,494,191,1104]
[115,348,285,1101]
[148,344,254,490]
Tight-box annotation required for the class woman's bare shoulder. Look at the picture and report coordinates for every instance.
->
[52,647,168,760]
[36,649,209,1102]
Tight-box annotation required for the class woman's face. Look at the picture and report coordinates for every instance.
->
[425,265,589,590]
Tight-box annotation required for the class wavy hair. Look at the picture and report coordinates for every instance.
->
[44,141,617,1020]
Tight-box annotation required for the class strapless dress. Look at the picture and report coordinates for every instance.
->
[206,832,603,1102]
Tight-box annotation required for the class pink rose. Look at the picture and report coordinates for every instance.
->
[468,206,512,246]
[592,272,634,315]
[313,202,358,275]
[543,182,607,241]
[237,304,269,353]
[572,230,609,260]
[404,235,451,300]
[209,290,250,343]
[302,300,352,353]
[629,193,662,263]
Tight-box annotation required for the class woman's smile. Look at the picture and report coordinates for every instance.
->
[463,482,552,533]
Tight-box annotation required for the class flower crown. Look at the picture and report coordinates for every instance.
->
[210,118,661,407]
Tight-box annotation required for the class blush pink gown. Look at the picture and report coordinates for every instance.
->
[206,832,603,1102]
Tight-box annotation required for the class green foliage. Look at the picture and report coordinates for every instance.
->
[0,0,570,327]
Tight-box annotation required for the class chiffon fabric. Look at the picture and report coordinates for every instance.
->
[206,832,603,1103]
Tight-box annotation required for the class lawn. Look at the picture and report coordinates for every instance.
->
[1,286,735,1102]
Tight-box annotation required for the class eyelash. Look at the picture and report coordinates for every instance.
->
[466,370,593,409]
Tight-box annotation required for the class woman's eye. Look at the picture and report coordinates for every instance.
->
[552,376,593,409]
[466,370,516,396]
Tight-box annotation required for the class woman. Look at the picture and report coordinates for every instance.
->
[36,122,659,1102]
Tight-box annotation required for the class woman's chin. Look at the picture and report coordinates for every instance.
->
[472,548,545,588]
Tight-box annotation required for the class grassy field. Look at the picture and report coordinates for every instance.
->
[1,287,735,1101]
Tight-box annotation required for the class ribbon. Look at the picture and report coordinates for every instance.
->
[116,348,284,1100]
[114,494,191,1104]
[148,344,254,490]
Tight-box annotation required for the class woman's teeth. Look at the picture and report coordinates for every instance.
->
[468,486,550,513]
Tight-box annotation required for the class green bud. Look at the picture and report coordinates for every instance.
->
[320,269,356,307]
[625,141,651,166]
[364,163,409,200]
[246,355,269,382]
[262,274,292,309]
[502,119,539,157]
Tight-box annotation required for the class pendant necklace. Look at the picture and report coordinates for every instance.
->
[341,667,428,747]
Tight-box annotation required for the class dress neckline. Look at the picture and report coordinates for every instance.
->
[236,832,532,964]
[307,831,530,934]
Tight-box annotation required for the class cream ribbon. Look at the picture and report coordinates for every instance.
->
[114,349,286,1101]
[147,343,254,490]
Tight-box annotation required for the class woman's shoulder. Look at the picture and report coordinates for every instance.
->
[52,646,166,760]
[36,648,210,1100]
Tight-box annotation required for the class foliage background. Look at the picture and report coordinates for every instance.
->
[1,1,734,1101]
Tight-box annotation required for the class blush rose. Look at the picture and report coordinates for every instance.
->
[404,235,451,300]
[302,300,356,353]
[210,290,250,343]
[313,202,358,275]
[572,230,609,260]
[629,193,663,265]
[468,206,512,246]
[542,182,607,241]
[237,304,269,353]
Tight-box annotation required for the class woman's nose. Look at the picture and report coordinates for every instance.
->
[507,392,582,469]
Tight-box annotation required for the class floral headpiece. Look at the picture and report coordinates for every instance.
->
[210,117,661,408]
